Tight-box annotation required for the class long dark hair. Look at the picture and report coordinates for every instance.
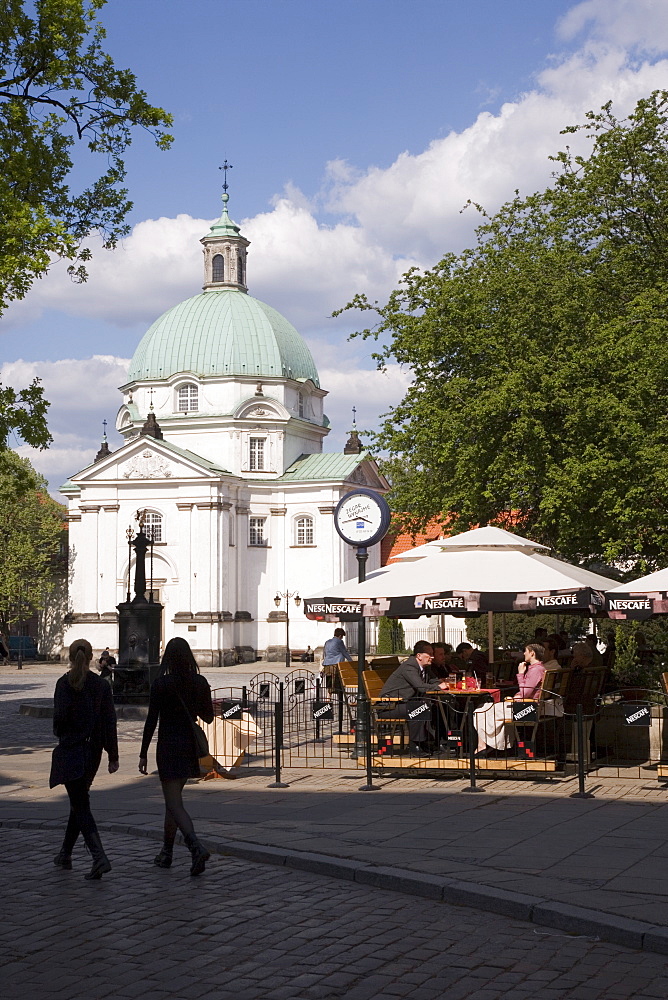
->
[160,637,199,686]
[68,638,92,691]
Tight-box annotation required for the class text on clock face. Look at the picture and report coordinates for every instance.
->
[342,501,373,519]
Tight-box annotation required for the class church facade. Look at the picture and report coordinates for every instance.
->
[61,193,388,665]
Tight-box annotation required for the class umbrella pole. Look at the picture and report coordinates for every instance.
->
[501,613,507,654]
[487,611,494,664]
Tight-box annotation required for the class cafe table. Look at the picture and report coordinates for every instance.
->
[432,682,518,750]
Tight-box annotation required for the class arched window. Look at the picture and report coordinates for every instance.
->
[295,516,314,546]
[298,392,305,418]
[177,383,198,412]
[237,254,244,284]
[144,511,163,543]
[212,254,225,282]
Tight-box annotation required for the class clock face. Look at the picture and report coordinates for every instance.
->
[334,490,390,546]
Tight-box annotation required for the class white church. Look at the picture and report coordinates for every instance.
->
[61,192,389,665]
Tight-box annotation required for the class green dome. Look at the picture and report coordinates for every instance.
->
[128,289,320,386]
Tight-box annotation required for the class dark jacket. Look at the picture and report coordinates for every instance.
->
[140,673,214,781]
[380,655,441,701]
[50,671,118,787]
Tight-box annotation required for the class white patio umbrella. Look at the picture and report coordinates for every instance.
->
[304,525,618,626]
[606,567,668,621]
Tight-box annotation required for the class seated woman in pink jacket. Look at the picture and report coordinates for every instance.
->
[474,644,546,756]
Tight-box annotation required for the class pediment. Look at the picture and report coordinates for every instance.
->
[345,459,389,492]
[72,438,223,484]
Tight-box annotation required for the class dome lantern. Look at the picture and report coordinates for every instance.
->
[201,189,250,293]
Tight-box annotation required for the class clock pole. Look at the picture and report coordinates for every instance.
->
[332,488,390,788]
[353,545,370,767]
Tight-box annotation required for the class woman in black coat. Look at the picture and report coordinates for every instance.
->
[139,637,214,875]
[50,638,119,880]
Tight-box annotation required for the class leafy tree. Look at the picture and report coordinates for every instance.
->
[377,616,405,654]
[464,614,587,651]
[0,1,172,450]
[0,451,66,637]
[0,0,173,313]
[338,92,668,573]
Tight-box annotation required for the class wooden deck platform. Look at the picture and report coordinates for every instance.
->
[364,754,559,773]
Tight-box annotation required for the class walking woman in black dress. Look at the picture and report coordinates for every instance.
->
[50,638,119,880]
[138,637,214,875]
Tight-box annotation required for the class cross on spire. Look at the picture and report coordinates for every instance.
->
[102,418,107,441]
[219,159,233,194]
[148,387,154,412]
[352,406,357,428]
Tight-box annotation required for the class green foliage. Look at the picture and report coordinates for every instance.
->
[0,377,51,449]
[377,616,406,654]
[464,614,587,650]
[338,92,668,572]
[0,450,66,630]
[0,0,173,313]
[606,619,668,688]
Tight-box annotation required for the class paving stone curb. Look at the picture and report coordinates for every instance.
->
[4,817,668,957]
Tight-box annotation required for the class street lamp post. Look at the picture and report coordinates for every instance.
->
[274,591,301,669]
[16,583,23,671]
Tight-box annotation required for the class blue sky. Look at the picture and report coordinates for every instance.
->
[3,0,668,493]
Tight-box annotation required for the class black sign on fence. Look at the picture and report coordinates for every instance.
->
[258,682,271,699]
[218,700,244,720]
[512,701,538,724]
[294,679,307,696]
[312,701,334,722]
[407,700,431,720]
[623,702,652,727]
[446,730,463,755]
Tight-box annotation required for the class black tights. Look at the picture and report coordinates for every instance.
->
[62,778,98,853]
[161,779,195,848]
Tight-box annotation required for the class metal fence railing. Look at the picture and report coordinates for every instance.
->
[197,676,668,795]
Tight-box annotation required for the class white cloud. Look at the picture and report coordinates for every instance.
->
[326,46,668,262]
[2,356,129,495]
[319,362,412,450]
[557,0,668,52]
[2,355,130,411]
[243,198,417,330]
[2,216,205,330]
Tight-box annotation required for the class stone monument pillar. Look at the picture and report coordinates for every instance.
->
[115,526,163,703]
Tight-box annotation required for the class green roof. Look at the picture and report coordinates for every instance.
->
[207,196,241,237]
[128,289,320,385]
[158,439,230,475]
[277,452,369,482]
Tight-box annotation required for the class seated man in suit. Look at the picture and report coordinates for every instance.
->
[377,641,448,755]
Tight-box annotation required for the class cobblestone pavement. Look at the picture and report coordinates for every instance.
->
[4,668,668,946]
[2,828,668,1000]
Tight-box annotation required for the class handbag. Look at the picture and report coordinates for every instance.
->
[175,688,210,758]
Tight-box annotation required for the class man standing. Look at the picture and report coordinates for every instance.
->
[378,641,448,755]
[321,628,352,687]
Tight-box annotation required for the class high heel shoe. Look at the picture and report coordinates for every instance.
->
[184,833,210,876]
[153,847,173,868]
[53,850,72,870]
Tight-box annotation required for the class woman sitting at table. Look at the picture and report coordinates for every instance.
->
[473,643,546,757]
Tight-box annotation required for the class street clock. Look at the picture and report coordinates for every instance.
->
[334,489,391,548]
